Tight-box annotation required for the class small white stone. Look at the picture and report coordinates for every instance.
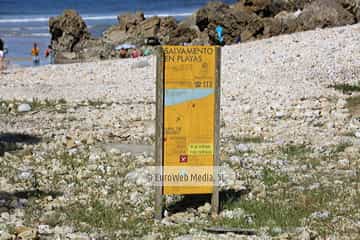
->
[197,203,211,214]
[236,144,250,153]
[355,131,360,138]
[243,105,252,113]
[310,211,330,220]
[17,103,31,112]
[338,159,349,167]
[38,225,53,235]
[229,155,240,163]
[0,212,10,221]
[337,98,347,108]
[220,208,245,219]
[109,148,121,155]
[18,171,32,180]
[275,111,285,119]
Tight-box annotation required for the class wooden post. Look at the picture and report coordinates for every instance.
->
[211,47,221,218]
[155,47,164,220]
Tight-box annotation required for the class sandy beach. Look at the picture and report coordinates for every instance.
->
[1,23,360,239]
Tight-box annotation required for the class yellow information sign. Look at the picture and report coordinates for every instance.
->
[163,46,217,195]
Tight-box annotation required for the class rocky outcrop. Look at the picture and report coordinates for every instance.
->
[49,0,360,63]
[49,10,112,63]
[49,10,90,52]
[339,0,360,20]
[195,2,265,44]
[297,0,355,31]
[118,12,145,31]
[195,0,357,44]
[103,14,178,45]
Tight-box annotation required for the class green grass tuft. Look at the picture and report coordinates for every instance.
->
[262,168,289,187]
[233,136,265,144]
[329,83,360,93]
[280,144,312,161]
[346,96,360,116]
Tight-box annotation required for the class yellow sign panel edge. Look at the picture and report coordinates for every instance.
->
[154,46,221,219]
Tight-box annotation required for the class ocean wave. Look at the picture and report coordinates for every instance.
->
[1,32,51,37]
[26,26,49,30]
[0,17,50,23]
[146,12,192,18]
[30,33,51,37]
[84,16,116,21]
[0,11,192,23]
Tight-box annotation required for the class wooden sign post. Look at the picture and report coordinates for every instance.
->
[155,46,221,220]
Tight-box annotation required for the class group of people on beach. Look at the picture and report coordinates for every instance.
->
[0,38,55,70]
[31,43,55,66]
[115,47,152,59]
[1,25,226,70]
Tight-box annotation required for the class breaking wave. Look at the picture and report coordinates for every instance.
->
[0,11,192,24]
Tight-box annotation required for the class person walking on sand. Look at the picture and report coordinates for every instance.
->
[45,45,54,64]
[31,42,40,66]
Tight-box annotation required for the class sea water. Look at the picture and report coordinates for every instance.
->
[0,0,235,67]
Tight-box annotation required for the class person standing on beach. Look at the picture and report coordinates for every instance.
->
[31,42,40,66]
[216,25,225,46]
[131,48,140,58]
[119,48,128,58]
[0,39,4,71]
[45,45,55,64]
[0,38,3,52]
[0,48,4,71]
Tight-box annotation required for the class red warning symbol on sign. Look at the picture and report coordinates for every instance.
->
[180,155,188,163]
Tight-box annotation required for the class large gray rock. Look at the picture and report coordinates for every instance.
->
[118,12,145,31]
[103,12,177,45]
[195,1,264,44]
[234,0,298,17]
[166,25,199,45]
[48,0,360,62]
[297,0,355,31]
[49,10,112,63]
[337,0,360,21]
[49,10,90,52]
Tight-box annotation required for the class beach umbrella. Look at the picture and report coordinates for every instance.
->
[115,44,136,50]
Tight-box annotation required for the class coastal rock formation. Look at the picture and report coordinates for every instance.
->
[196,2,265,44]
[234,0,294,17]
[118,12,145,31]
[103,13,178,45]
[49,10,112,63]
[339,0,360,20]
[195,0,358,44]
[167,25,200,45]
[297,0,355,31]
[49,10,90,52]
[48,0,360,62]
